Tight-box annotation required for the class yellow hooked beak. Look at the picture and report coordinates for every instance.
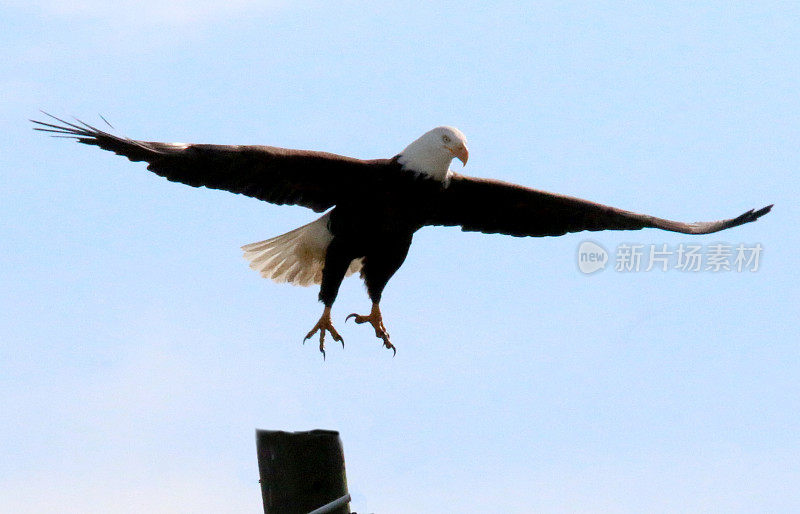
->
[448,143,469,167]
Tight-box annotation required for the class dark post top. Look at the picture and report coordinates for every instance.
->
[256,429,350,514]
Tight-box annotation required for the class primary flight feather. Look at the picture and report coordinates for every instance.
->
[33,114,772,357]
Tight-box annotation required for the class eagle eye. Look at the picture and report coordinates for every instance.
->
[442,135,451,144]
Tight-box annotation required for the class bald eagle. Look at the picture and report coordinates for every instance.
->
[33,114,772,357]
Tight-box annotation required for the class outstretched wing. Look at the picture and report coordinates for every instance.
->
[32,113,390,212]
[423,174,772,236]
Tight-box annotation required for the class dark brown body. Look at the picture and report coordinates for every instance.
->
[321,160,438,307]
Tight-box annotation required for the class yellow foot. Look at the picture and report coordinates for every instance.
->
[346,303,396,356]
[303,306,343,359]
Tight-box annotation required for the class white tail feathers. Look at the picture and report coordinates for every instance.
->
[241,213,362,287]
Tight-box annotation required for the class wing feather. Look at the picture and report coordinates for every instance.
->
[423,174,771,236]
[32,113,388,212]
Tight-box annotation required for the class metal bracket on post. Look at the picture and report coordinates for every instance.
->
[308,494,352,514]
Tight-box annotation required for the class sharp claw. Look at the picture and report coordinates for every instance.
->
[348,305,398,354]
[304,307,343,357]
[382,337,396,356]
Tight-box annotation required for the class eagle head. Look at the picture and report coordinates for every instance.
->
[397,126,469,182]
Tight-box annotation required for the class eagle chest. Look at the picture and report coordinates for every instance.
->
[330,190,421,240]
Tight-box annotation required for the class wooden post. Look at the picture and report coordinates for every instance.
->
[256,429,351,514]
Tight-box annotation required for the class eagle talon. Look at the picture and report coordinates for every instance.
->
[304,307,343,357]
[348,303,396,354]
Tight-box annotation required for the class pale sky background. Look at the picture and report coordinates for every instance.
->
[2,1,798,513]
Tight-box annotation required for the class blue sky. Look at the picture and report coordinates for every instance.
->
[2,1,797,512]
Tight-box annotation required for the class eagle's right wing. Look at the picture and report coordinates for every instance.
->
[422,173,772,237]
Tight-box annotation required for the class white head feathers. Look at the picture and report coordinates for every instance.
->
[397,126,469,183]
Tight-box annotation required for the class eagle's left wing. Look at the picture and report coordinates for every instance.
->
[422,173,771,237]
[32,113,391,213]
